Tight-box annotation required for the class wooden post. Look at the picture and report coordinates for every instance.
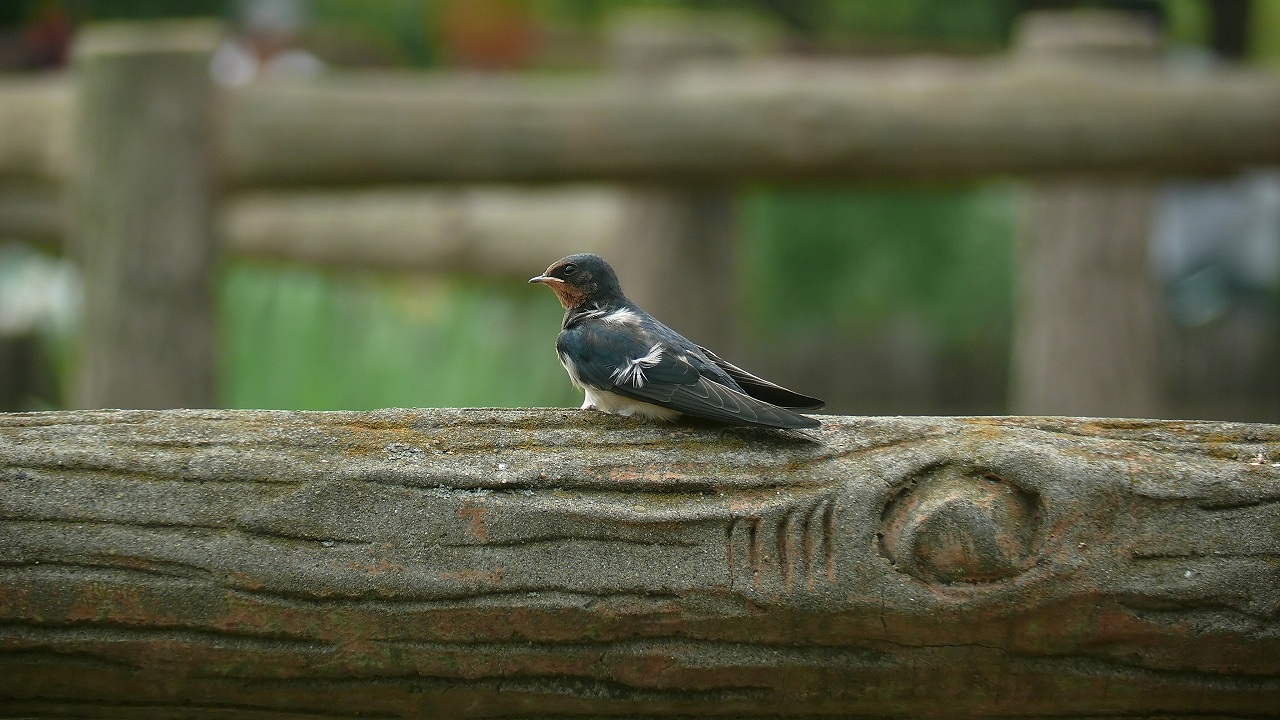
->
[1,409,1278,717]
[68,22,222,410]
[607,18,759,354]
[1009,11,1165,417]
[613,186,739,351]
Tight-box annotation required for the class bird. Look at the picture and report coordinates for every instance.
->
[529,253,824,429]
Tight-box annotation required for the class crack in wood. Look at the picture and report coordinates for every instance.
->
[0,623,339,649]
[2,517,370,547]
[439,536,699,549]
[0,699,400,720]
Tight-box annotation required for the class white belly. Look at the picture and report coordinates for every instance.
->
[560,351,681,421]
[581,386,681,421]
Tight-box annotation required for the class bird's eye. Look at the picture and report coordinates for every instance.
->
[562,263,578,276]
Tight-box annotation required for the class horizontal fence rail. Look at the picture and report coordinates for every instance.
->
[1,409,1278,717]
[0,76,71,184]
[0,184,621,276]
[0,183,619,275]
[4,59,1280,187]
[224,186,620,275]
[224,60,1280,185]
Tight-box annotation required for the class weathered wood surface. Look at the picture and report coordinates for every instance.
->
[6,57,1280,188]
[68,22,222,410]
[1,409,1278,718]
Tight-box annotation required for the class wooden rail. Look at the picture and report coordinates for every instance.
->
[1,409,1278,717]
[223,59,1280,186]
[223,186,620,275]
[5,59,1280,187]
[0,185,620,276]
[0,76,70,184]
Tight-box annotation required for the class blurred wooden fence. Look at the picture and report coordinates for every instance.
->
[1,12,1279,409]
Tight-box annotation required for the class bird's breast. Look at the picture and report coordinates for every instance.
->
[583,386,681,421]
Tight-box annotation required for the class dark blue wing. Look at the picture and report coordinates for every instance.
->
[695,345,826,411]
[558,320,820,429]
[631,317,822,410]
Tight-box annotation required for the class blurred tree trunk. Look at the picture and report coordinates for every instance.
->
[1012,178,1162,416]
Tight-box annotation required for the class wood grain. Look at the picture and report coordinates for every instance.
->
[1,409,1277,717]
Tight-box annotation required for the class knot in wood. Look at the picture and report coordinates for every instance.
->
[879,465,1041,585]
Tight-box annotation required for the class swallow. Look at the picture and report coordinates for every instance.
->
[529,253,824,429]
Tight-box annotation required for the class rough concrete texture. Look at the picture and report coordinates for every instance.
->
[0,408,1278,718]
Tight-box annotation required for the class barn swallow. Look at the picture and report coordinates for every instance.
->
[529,253,824,429]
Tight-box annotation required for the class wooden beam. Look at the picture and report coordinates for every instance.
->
[1011,178,1164,415]
[222,186,621,275]
[0,77,70,184]
[613,187,740,350]
[0,185,622,275]
[0,182,65,247]
[2,409,1278,717]
[222,60,1280,187]
[5,54,1280,188]
[68,21,222,410]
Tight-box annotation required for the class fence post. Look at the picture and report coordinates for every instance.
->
[1009,10,1165,417]
[607,18,758,354]
[69,21,222,409]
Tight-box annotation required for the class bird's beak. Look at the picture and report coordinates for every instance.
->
[528,275,561,285]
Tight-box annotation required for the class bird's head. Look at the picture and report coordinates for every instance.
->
[528,253,624,309]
